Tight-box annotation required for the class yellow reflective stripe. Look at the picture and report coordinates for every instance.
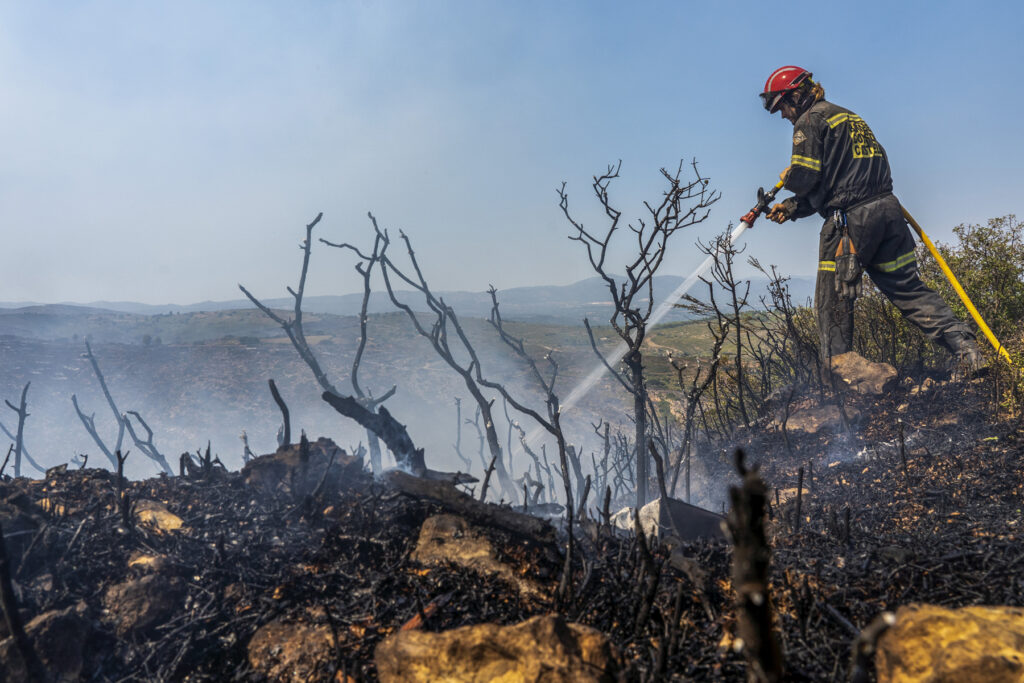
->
[828,112,850,128]
[791,154,821,172]
[818,260,836,272]
[875,250,916,273]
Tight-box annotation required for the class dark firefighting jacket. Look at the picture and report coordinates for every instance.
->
[785,99,893,218]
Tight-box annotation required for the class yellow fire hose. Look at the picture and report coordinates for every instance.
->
[901,207,1012,364]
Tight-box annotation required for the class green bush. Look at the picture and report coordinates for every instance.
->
[847,214,1024,374]
[919,214,1024,343]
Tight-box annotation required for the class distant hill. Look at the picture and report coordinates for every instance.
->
[0,275,815,327]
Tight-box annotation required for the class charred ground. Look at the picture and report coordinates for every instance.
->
[1,368,1019,681]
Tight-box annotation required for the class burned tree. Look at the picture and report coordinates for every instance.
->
[239,213,397,473]
[2,383,44,478]
[71,343,173,475]
[668,337,723,503]
[319,228,394,473]
[482,287,574,509]
[559,160,719,507]
[480,286,580,597]
[338,214,517,500]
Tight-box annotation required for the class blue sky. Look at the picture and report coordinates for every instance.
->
[1,1,1021,305]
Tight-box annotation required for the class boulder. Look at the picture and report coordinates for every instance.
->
[0,603,90,683]
[242,436,362,496]
[831,351,898,396]
[876,604,1024,682]
[133,499,185,533]
[103,574,184,636]
[128,551,170,573]
[782,404,860,436]
[375,614,621,682]
[247,616,335,683]
[412,514,545,598]
[611,497,725,543]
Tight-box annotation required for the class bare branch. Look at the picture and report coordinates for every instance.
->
[123,411,173,475]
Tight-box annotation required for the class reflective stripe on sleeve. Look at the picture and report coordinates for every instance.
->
[874,250,917,273]
[827,112,850,128]
[791,154,821,172]
[818,260,836,272]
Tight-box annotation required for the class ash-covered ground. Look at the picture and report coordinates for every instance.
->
[1,373,1021,681]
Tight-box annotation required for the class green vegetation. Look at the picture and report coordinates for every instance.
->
[848,214,1024,375]
[923,214,1024,343]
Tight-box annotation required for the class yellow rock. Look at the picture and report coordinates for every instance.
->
[128,552,168,572]
[412,514,546,598]
[133,499,184,533]
[877,604,1024,682]
[375,615,620,682]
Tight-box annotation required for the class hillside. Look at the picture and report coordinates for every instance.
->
[0,306,717,480]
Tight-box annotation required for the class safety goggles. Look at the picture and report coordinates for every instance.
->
[760,90,790,113]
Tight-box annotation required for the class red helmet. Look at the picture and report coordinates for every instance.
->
[760,66,812,113]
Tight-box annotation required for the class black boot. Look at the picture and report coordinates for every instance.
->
[954,339,987,377]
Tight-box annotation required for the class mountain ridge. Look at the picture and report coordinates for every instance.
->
[0,275,815,325]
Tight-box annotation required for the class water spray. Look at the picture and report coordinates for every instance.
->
[524,176,787,450]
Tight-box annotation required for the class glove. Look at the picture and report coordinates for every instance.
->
[834,235,863,300]
[779,166,791,183]
[767,198,797,223]
[740,210,759,226]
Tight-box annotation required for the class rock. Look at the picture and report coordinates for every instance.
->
[611,497,725,543]
[247,616,335,683]
[128,551,170,573]
[0,603,89,683]
[242,436,361,496]
[375,614,621,682]
[103,574,184,636]
[412,514,545,597]
[609,507,632,531]
[831,351,898,396]
[133,499,184,533]
[783,404,860,436]
[876,604,1024,682]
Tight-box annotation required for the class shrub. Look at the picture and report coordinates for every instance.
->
[919,214,1024,343]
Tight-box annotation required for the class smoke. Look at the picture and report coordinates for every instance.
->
[0,313,630,484]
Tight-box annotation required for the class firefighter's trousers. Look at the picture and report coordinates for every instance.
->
[815,194,974,360]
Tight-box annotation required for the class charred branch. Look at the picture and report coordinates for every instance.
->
[482,286,574,510]
[367,213,514,500]
[321,228,397,473]
[268,379,291,447]
[382,469,554,542]
[71,343,172,475]
[241,213,398,473]
[726,449,784,682]
[321,391,424,474]
[123,411,172,475]
[3,383,41,477]
[71,394,117,470]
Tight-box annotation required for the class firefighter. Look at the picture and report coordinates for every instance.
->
[758,65,983,371]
